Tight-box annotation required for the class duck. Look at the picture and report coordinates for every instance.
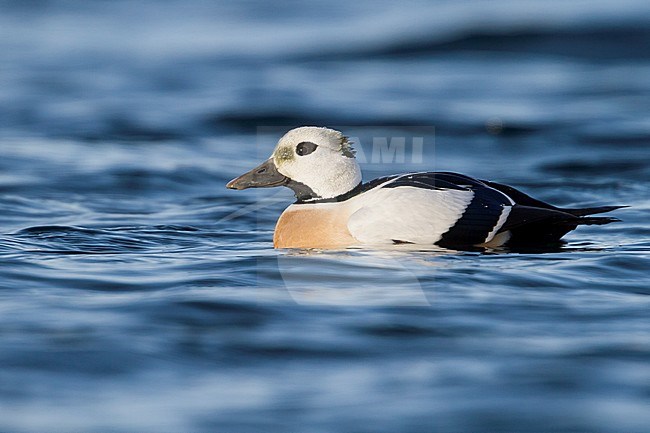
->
[226,126,623,250]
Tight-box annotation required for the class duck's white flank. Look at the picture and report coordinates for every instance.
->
[347,186,473,245]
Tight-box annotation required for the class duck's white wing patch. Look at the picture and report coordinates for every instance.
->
[347,186,474,244]
[484,205,512,243]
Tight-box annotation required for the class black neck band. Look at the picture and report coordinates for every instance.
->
[294,182,364,204]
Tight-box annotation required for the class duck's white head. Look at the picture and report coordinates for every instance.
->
[227,126,362,202]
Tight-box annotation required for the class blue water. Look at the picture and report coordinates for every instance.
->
[1,1,650,432]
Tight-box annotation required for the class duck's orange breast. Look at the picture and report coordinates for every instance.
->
[273,205,357,249]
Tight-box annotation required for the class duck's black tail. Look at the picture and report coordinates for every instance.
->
[482,180,626,224]
[500,205,623,246]
[559,205,627,218]
[558,205,626,227]
[480,180,627,245]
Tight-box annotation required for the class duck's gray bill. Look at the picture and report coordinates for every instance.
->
[226,158,289,190]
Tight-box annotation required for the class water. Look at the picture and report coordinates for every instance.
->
[1,1,650,432]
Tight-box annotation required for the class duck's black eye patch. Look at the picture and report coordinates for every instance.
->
[296,141,318,156]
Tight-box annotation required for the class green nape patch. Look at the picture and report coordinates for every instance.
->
[274,146,295,163]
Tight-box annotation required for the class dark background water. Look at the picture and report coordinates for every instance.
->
[1,1,649,432]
